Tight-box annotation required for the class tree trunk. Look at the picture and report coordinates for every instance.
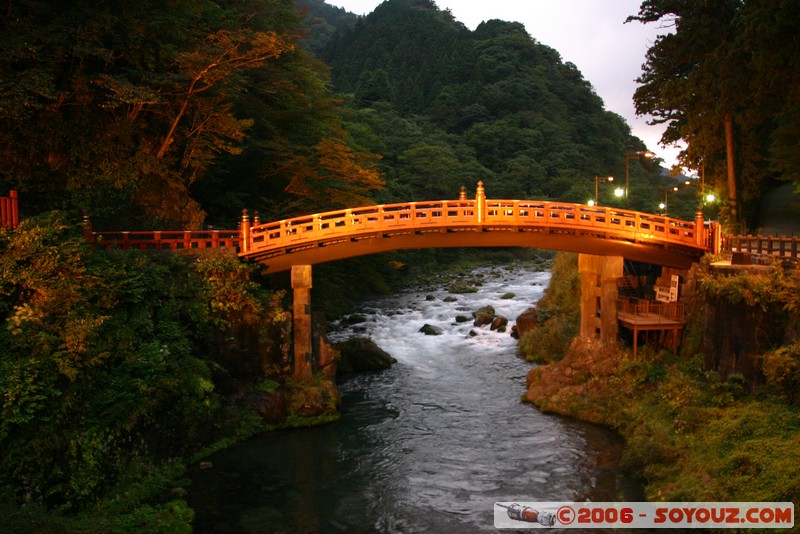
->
[725,113,739,230]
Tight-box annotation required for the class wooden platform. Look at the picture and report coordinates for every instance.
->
[617,300,685,358]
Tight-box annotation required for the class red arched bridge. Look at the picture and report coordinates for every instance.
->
[3,185,796,382]
[89,183,719,270]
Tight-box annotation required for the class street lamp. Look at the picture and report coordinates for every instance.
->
[624,150,654,207]
[593,175,614,205]
[660,186,679,215]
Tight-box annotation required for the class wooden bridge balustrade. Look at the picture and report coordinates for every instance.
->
[243,192,711,272]
[1,190,19,230]
[91,229,242,251]
[722,234,799,259]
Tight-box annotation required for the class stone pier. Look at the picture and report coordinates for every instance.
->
[578,254,623,344]
[291,264,313,382]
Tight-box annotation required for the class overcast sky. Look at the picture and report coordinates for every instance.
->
[323,0,682,169]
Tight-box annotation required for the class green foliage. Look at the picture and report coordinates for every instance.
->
[628,400,800,503]
[0,0,384,228]
[518,252,579,363]
[0,214,290,520]
[762,344,800,405]
[699,261,800,312]
[630,1,800,228]
[531,326,800,504]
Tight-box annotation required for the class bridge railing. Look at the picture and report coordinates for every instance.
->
[246,199,705,255]
[249,199,478,250]
[721,234,799,259]
[1,190,19,230]
[92,230,241,251]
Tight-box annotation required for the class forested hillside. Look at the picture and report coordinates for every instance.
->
[316,0,675,211]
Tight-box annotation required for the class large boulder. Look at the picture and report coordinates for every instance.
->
[419,323,444,336]
[490,316,508,332]
[334,337,397,373]
[472,305,496,327]
[447,279,478,293]
[513,307,539,338]
[250,390,287,424]
[287,378,340,417]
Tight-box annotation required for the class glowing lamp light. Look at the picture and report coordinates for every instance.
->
[614,188,625,197]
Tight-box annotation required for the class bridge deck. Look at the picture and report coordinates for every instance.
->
[240,196,714,271]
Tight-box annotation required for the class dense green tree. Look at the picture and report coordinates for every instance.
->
[0,0,297,226]
[295,0,358,56]
[630,0,800,230]
[0,0,383,229]
[0,214,290,511]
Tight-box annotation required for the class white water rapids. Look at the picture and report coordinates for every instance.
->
[188,265,640,532]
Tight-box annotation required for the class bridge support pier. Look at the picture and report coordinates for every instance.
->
[578,254,623,345]
[291,265,314,382]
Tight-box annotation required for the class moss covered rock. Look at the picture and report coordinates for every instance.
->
[335,337,397,373]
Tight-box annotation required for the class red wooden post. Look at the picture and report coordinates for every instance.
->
[10,190,18,229]
[0,195,8,228]
[240,209,251,253]
[694,208,704,246]
[0,190,18,229]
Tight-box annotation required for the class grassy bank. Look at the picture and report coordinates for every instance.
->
[522,253,800,505]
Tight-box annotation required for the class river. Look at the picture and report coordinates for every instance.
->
[187,265,640,532]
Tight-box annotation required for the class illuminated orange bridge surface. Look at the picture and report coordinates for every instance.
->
[239,184,717,272]
[91,183,718,271]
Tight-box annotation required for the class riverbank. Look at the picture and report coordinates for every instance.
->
[521,253,800,505]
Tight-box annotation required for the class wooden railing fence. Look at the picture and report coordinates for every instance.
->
[721,234,799,259]
[618,297,685,322]
[91,230,241,251]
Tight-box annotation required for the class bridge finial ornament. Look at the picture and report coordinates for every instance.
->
[459,186,467,200]
[240,209,251,253]
[476,181,486,223]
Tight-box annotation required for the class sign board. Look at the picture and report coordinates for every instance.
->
[669,275,680,302]
[655,275,680,303]
[655,286,671,303]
